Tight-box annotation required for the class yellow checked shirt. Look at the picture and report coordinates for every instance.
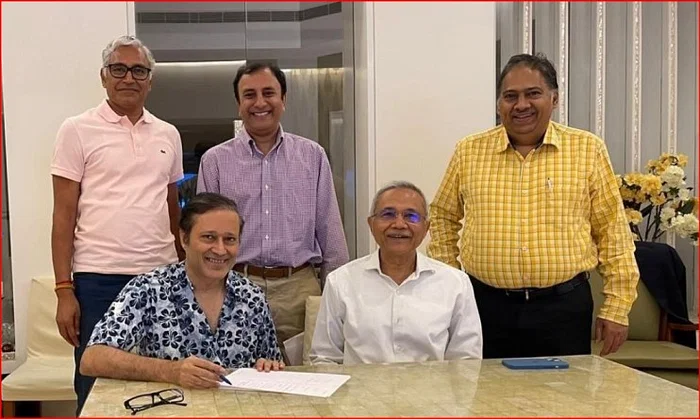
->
[428,121,639,326]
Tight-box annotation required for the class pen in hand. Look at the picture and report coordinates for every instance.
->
[219,374,232,385]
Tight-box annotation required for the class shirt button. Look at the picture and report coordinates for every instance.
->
[265,235,269,240]
[396,345,402,352]
[521,246,528,252]
[265,210,269,215]
[265,185,269,190]
[523,275,530,281]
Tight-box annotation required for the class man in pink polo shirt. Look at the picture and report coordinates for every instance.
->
[50,35,183,413]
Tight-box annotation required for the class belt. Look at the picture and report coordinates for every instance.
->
[233,263,311,279]
[470,272,589,302]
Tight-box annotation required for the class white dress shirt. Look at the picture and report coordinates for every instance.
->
[310,250,483,365]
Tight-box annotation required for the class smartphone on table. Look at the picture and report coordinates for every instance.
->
[501,358,570,370]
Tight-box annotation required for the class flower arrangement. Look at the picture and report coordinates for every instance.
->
[617,153,698,246]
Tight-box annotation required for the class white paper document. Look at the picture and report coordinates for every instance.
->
[220,368,350,398]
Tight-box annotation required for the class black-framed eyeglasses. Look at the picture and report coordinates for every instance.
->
[123,388,187,415]
[105,63,152,80]
[371,208,426,224]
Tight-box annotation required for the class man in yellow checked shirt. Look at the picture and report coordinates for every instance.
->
[428,53,639,359]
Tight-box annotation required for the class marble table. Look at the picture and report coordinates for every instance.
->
[81,355,699,417]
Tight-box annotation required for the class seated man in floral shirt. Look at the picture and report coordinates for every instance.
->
[80,193,283,389]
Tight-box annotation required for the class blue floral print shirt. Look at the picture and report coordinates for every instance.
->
[87,262,281,368]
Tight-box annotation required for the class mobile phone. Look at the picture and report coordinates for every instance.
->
[501,358,570,370]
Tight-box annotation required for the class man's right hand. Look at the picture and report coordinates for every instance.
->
[55,289,80,347]
[169,356,226,389]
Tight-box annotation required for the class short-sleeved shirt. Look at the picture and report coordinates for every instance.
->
[87,262,282,368]
[51,100,183,274]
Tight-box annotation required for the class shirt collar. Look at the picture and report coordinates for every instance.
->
[542,121,561,149]
[175,261,243,300]
[96,99,153,125]
[364,249,435,280]
[243,125,285,156]
[495,121,560,153]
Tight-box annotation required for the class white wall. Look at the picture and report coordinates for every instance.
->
[1,2,129,373]
[353,2,497,256]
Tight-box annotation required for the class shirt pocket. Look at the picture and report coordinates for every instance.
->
[543,177,580,229]
[284,177,317,235]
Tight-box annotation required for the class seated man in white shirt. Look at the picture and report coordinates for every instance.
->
[310,181,483,364]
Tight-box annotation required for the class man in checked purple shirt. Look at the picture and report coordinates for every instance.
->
[197,63,349,349]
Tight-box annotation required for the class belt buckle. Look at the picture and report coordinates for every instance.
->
[505,288,530,301]
[262,266,276,278]
[263,265,292,278]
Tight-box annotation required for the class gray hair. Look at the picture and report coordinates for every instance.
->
[101,35,156,73]
[370,181,428,216]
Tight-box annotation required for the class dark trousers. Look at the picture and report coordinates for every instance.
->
[73,273,135,415]
[470,275,593,359]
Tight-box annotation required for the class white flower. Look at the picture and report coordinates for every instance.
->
[659,206,677,230]
[660,165,685,190]
[678,188,690,201]
[669,214,699,239]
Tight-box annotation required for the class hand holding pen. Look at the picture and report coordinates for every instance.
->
[169,355,228,389]
[219,358,284,386]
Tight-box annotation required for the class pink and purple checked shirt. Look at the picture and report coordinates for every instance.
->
[196,127,349,276]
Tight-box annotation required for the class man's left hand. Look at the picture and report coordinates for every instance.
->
[255,358,285,372]
[595,317,629,356]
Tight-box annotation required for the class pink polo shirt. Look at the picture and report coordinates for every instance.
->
[51,100,183,275]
